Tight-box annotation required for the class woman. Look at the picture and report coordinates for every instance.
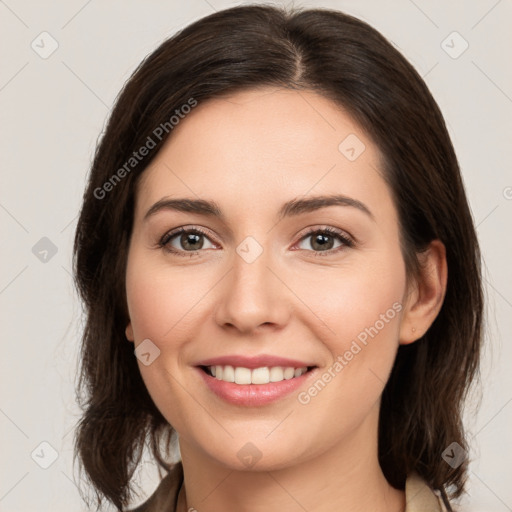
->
[73,5,483,512]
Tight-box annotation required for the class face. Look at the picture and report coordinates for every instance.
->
[125,87,411,471]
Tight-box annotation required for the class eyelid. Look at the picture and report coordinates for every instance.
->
[159,225,216,245]
[293,225,355,246]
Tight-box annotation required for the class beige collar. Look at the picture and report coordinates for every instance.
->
[405,472,448,512]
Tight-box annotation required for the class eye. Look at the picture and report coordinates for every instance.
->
[159,226,217,256]
[295,227,354,256]
[158,225,354,258]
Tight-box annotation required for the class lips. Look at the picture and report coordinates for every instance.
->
[194,354,318,406]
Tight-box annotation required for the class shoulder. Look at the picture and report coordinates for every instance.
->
[128,462,183,512]
[405,472,450,512]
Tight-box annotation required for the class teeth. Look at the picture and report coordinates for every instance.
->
[210,365,308,384]
[251,367,269,384]
[283,367,295,380]
[222,365,235,382]
[234,367,251,384]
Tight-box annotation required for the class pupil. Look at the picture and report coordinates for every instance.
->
[182,233,203,250]
[313,233,333,251]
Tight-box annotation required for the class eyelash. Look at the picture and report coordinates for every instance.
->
[158,225,355,258]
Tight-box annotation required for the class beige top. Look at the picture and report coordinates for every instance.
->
[129,462,448,512]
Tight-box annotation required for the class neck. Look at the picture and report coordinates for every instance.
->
[176,406,405,512]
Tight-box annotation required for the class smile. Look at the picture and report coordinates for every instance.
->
[203,364,311,384]
[195,356,318,406]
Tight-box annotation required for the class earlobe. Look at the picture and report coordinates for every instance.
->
[125,322,134,342]
[399,240,447,345]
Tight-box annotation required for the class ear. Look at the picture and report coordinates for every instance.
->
[125,322,135,342]
[399,240,447,345]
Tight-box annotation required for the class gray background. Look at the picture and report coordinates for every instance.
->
[1,0,511,510]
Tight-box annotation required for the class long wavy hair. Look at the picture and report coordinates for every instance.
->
[73,4,483,511]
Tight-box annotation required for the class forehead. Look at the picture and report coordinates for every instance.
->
[136,87,393,222]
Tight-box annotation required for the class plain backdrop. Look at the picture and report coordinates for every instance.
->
[1,0,511,510]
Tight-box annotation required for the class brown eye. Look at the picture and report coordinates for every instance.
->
[160,227,216,255]
[178,232,204,250]
[309,232,336,251]
[296,227,354,256]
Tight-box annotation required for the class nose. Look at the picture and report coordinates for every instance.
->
[214,244,291,334]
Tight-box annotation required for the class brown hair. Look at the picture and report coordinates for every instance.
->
[73,4,483,511]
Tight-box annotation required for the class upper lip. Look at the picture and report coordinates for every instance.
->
[195,354,316,369]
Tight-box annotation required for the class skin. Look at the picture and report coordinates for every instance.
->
[125,87,447,512]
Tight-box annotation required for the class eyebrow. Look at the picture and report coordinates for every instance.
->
[143,194,374,222]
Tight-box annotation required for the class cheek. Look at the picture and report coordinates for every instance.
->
[295,244,406,399]
[293,275,404,441]
[125,252,197,424]
[125,270,169,342]
[294,246,406,347]
[125,252,206,343]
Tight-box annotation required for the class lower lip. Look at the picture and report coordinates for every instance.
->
[196,367,316,406]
